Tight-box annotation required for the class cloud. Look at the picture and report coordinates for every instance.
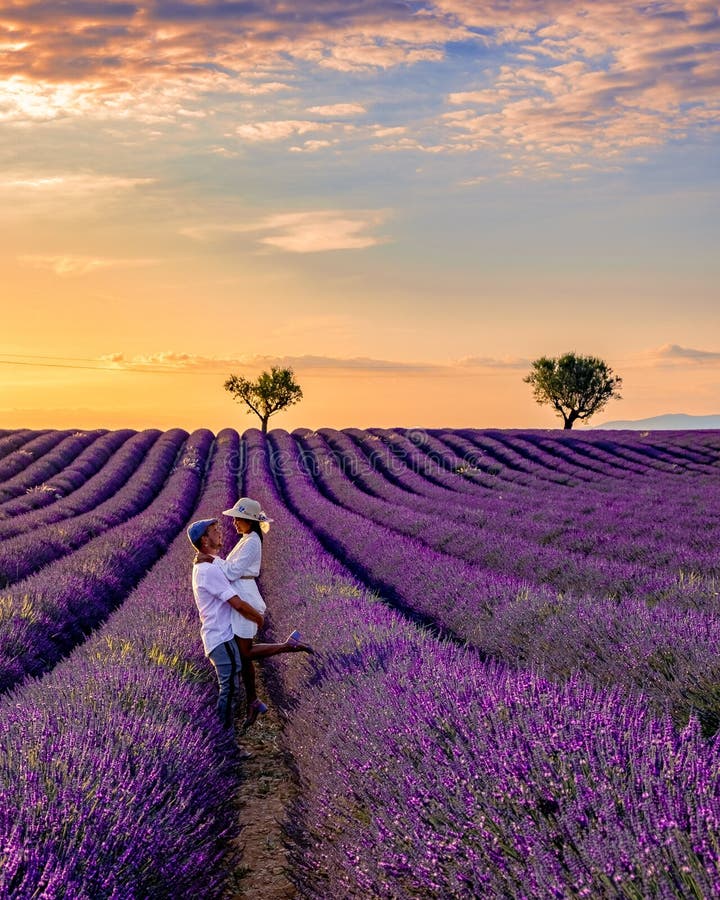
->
[435,2,720,169]
[98,351,438,374]
[447,90,502,106]
[0,170,156,220]
[456,355,530,369]
[274,355,439,372]
[235,119,332,142]
[0,1,717,174]
[100,351,220,370]
[306,103,366,116]
[239,81,292,95]
[18,254,159,275]
[98,351,534,375]
[0,172,154,194]
[0,1,457,96]
[256,211,389,252]
[182,209,391,252]
[371,125,407,137]
[651,343,720,364]
[289,139,335,152]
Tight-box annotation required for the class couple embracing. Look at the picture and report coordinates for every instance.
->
[188,497,313,744]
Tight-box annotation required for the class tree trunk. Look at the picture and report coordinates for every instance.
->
[261,416,269,434]
[564,409,579,430]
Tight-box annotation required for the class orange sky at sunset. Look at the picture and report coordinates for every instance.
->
[1,0,718,431]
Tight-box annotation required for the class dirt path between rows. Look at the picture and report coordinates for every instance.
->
[226,668,298,899]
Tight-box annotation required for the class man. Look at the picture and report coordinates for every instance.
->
[188,517,264,748]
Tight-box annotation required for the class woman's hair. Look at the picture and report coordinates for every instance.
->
[248,519,264,542]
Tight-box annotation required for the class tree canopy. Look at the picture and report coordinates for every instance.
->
[224,366,303,433]
[524,352,622,429]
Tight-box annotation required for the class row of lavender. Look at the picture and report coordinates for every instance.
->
[347,427,720,546]
[0,430,208,694]
[428,427,719,481]
[1,426,719,896]
[0,430,153,540]
[0,430,249,898]
[0,429,41,461]
[242,429,720,898]
[0,430,132,518]
[0,430,183,586]
[334,426,720,550]
[338,429,718,511]
[0,430,111,505]
[298,429,720,598]
[299,427,720,592]
[435,429,720,556]
[0,431,71,485]
[264,429,720,734]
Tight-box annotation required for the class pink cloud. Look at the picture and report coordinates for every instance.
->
[0,1,716,171]
[235,119,332,142]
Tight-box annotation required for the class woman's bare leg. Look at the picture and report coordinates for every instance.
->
[235,637,312,660]
[235,641,258,711]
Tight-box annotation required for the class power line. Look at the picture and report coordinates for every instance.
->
[0,353,202,375]
[0,352,114,364]
[0,359,125,372]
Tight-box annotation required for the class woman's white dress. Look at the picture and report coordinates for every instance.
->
[220,531,267,639]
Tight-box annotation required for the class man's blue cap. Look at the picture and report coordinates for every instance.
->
[187,518,218,549]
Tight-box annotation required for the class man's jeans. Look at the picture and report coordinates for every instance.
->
[208,639,241,729]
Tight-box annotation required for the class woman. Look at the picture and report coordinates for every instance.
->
[220,497,313,729]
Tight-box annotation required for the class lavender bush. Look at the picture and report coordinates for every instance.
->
[0,430,46,463]
[0,431,70,485]
[1,426,719,898]
[0,429,212,694]
[0,429,160,542]
[266,429,720,731]
[0,430,105,504]
[322,428,720,583]
[0,430,245,899]
[241,428,720,899]
[0,429,133,519]
[0,429,185,586]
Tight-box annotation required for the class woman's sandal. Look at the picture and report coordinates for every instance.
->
[286,629,315,654]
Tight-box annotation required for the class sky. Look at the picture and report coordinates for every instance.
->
[1,0,718,432]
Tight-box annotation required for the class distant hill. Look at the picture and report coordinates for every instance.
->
[596,413,720,430]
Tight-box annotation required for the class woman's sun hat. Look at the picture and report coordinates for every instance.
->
[222,497,273,532]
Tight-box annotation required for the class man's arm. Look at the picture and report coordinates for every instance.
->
[228,595,264,628]
[199,560,265,627]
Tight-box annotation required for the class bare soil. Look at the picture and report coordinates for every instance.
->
[226,668,298,899]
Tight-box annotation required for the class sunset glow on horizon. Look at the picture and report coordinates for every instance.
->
[1,1,718,431]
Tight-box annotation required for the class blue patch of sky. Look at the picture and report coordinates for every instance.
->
[268,53,499,121]
[401,168,719,278]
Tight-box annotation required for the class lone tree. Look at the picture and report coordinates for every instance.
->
[524,352,622,429]
[224,366,303,433]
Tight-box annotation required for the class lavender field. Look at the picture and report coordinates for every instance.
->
[1,426,719,899]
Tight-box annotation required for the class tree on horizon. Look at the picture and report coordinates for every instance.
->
[224,366,303,433]
[524,352,622,429]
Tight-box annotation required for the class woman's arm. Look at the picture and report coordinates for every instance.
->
[223,534,262,579]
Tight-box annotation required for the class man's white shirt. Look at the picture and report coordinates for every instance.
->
[191,558,236,655]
